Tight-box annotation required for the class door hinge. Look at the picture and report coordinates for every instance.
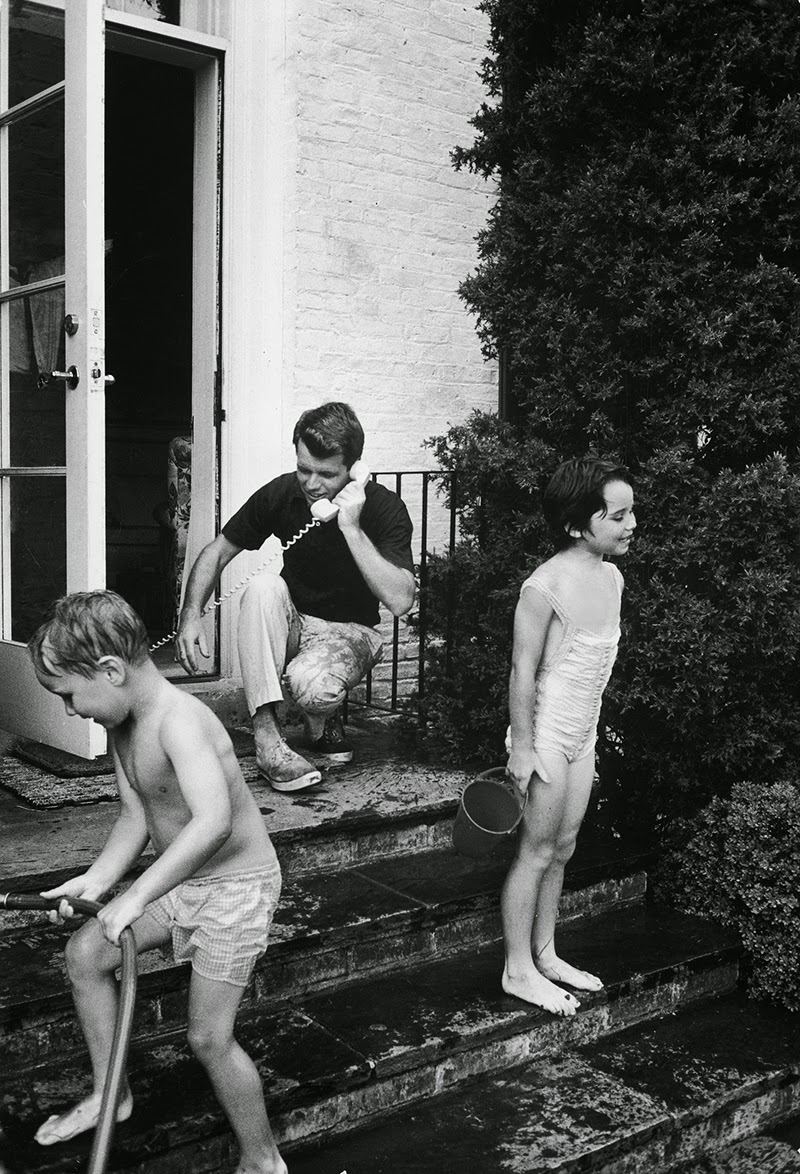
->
[214,369,225,427]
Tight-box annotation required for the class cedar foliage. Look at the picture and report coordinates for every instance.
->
[414,0,800,1006]
[415,0,800,856]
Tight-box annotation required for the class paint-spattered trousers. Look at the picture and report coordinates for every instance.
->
[237,573,383,717]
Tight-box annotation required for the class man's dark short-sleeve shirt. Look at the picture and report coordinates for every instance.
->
[221,473,414,628]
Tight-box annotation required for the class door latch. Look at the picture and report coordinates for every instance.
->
[38,366,79,390]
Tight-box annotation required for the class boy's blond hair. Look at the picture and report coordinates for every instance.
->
[29,590,149,678]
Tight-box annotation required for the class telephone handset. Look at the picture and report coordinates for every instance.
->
[310,459,371,522]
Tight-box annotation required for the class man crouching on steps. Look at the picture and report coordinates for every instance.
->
[29,591,287,1174]
[175,402,416,792]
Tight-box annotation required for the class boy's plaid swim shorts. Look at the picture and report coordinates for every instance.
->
[146,861,282,987]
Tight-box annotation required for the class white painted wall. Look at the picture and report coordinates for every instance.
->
[280,0,497,475]
[218,1,496,679]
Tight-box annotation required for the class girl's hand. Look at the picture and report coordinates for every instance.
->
[506,748,551,795]
[506,748,539,795]
[97,889,147,946]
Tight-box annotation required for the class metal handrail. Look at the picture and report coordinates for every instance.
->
[359,468,457,713]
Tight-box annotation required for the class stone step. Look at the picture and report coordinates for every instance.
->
[772,1116,800,1155]
[284,990,800,1174]
[0,841,647,1068]
[675,1135,800,1173]
[0,713,473,889]
[0,905,742,1173]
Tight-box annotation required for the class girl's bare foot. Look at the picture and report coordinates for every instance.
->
[537,956,603,992]
[502,965,580,1016]
[234,1160,288,1174]
[35,1091,133,1145]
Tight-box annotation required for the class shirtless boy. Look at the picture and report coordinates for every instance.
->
[28,590,286,1174]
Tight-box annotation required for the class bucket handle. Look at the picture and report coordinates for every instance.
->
[472,766,528,819]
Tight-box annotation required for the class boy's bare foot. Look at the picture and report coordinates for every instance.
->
[234,1158,288,1174]
[35,1091,133,1146]
[537,957,604,992]
[502,966,580,1016]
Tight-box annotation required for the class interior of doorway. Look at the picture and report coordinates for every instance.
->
[105,50,204,678]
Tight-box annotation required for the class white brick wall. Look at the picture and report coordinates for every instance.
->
[220,2,493,689]
[280,0,498,475]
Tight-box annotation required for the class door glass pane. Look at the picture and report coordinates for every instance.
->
[8,98,65,282]
[8,2,65,108]
[6,290,66,467]
[8,475,66,642]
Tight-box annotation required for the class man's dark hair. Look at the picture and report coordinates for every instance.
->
[292,402,365,468]
[543,456,631,548]
[29,590,150,678]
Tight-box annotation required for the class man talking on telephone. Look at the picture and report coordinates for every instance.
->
[175,402,416,792]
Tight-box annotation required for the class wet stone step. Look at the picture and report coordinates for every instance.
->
[0,844,647,1067]
[0,1005,370,1174]
[0,906,742,1173]
[286,991,800,1174]
[671,1135,800,1174]
[0,713,473,889]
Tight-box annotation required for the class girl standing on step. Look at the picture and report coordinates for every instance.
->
[502,457,635,1016]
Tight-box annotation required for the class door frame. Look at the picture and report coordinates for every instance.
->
[106,16,225,679]
[0,0,107,757]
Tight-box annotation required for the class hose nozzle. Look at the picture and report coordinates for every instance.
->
[0,892,101,916]
[0,892,56,911]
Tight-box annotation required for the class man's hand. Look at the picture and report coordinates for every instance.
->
[175,611,210,675]
[173,535,241,673]
[333,478,367,532]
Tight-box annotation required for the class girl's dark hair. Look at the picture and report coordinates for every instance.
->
[28,590,149,678]
[543,456,631,548]
[292,401,365,468]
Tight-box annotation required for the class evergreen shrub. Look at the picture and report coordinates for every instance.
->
[654,777,800,1009]
[412,0,800,909]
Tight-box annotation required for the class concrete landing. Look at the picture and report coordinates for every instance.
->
[0,711,470,888]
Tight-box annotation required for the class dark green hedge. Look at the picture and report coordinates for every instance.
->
[408,0,800,1004]
[653,777,800,1010]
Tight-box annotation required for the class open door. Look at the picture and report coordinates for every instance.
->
[0,0,107,757]
[102,22,222,684]
[0,2,223,757]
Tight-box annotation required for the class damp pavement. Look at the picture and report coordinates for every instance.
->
[1,712,799,1173]
[0,711,466,889]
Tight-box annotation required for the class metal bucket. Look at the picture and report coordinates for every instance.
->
[452,767,526,858]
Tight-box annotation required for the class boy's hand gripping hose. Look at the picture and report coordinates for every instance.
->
[0,892,137,1174]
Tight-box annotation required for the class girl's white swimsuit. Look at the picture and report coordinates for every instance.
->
[514,562,623,764]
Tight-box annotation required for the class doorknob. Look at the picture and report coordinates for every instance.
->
[37,366,79,390]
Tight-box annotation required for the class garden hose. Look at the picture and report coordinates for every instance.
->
[0,892,138,1174]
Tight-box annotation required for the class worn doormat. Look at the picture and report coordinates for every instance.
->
[0,727,256,810]
[13,727,254,777]
[13,739,115,777]
[0,757,118,808]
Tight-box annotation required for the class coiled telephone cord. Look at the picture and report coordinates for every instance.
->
[148,518,320,654]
